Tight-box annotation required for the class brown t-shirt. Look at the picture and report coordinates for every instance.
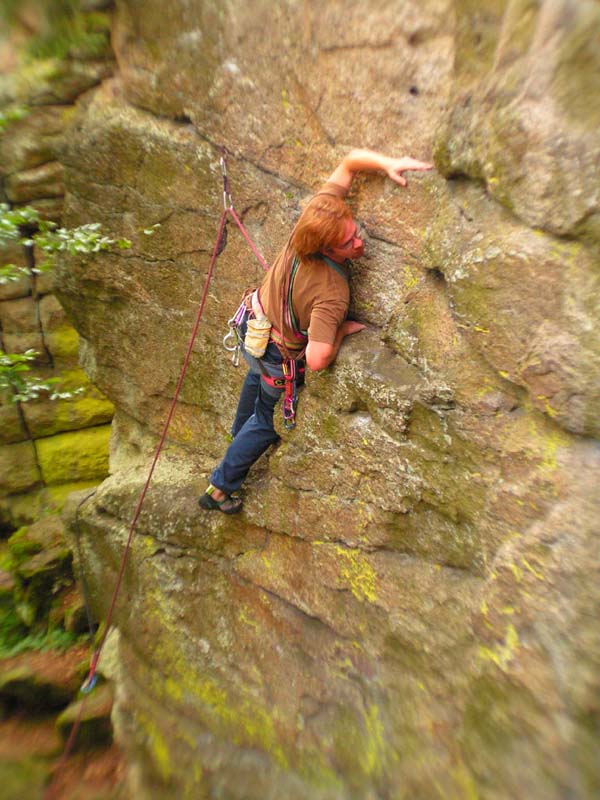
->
[258,181,350,350]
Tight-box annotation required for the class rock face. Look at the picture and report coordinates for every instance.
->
[0,1,115,528]
[42,0,600,798]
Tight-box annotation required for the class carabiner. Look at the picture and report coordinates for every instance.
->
[282,365,297,429]
[223,328,238,352]
[80,672,98,695]
[283,401,296,429]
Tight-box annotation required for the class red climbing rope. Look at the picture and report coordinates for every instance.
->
[229,206,269,271]
[45,153,269,798]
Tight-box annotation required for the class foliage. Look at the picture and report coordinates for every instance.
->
[31,221,132,271]
[0,203,132,400]
[0,203,39,248]
[0,263,28,283]
[6,525,41,560]
[0,203,132,278]
[1,626,81,658]
[0,350,84,402]
[0,105,29,134]
[0,605,82,659]
[0,0,112,62]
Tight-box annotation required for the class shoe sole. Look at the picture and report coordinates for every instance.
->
[198,494,243,515]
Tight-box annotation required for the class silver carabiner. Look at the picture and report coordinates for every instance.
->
[223,324,242,367]
[223,328,238,352]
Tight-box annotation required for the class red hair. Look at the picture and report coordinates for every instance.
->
[290,194,351,257]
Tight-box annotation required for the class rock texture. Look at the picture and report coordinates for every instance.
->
[0,0,115,527]
[27,0,600,797]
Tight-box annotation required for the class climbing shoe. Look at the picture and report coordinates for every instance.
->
[198,486,243,515]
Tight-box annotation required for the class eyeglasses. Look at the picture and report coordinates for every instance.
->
[337,222,366,250]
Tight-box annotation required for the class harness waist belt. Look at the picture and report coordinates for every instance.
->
[269,324,307,352]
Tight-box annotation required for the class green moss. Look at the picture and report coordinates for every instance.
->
[296,759,344,792]
[0,625,79,658]
[25,4,112,61]
[311,541,379,603]
[7,526,42,562]
[0,542,11,573]
[0,440,41,494]
[453,0,507,82]
[143,586,289,769]
[432,134,455,178]
[164,676,183,703]
[407,404,487,532]
[137,711,173,781]
[0,0,20,24]
[451,762,480,800]
[237,608,259,630]
[0,487,45,529]
[42,479,100,512]
[8,58,59,100]
[34,424,111,484]
[0,757,48,798]
[23,366,114,438]
[525,413,571,473]
[12,540,73,627]
[359,704,387,776]
[44,325,79,361]
[0,104,29,133]
[320,412,340,441]
[196,673,287,766]
[460,671,547,792]
[329,702,392,784]
[573,704,600,796]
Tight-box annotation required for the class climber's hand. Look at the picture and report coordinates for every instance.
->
[386,157,433,187]
[342,320,367,336]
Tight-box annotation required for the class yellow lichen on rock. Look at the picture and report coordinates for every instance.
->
[35,425,111,484]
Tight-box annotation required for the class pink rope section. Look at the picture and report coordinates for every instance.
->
[228,206,270,272]
[44,208,230,799]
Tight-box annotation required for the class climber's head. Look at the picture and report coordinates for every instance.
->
[324,216,365,262]
[291,194,363,261]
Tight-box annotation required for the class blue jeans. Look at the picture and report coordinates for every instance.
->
[210,312,290,494]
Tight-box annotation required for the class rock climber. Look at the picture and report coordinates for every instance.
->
[199,149,432,514]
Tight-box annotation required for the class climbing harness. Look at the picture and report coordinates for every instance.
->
[218,163,308,430]
[44,148,272,799]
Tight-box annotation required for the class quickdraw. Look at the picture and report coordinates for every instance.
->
[223,299,246,367]
[282,359,300,429]
[260,359,306,429]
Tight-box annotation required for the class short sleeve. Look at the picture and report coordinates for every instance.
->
[308,296,349,345]
[313,180,349,201]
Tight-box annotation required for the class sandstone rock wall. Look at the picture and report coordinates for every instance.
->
[47,1,600,798]
[0,0,116,528]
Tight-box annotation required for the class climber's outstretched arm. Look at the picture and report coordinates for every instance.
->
[327,148,433,191]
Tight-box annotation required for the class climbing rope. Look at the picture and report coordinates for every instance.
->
[44,150,269,798]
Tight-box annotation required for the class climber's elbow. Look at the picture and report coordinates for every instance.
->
[305,340,335,372]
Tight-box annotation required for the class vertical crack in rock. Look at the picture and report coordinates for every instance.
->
[25,241,54,369]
